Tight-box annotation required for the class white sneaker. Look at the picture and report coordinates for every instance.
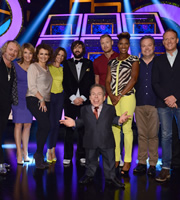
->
[80,158,86,164]
[63,159,71,165]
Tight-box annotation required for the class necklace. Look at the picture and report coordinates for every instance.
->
[7,67,11,81]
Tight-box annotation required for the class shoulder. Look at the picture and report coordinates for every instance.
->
[83,58,93,65]
[93,54,104,63]
[129,55,139,62]
[108,58,117,66]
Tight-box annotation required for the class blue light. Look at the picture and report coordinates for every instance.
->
[123,0,134,33]
[18,0,56,45]
[2,144,16,149]
[60,0,79,48]
[0,19,11,35]
[123,0,132,13]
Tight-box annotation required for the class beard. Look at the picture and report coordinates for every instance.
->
[73,51,84,59]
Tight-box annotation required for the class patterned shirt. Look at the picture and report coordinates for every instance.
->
[108,55,139,96]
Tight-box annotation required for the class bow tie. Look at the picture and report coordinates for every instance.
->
[75,59,83,65]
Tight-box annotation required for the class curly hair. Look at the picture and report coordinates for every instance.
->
[71,40,86,55]
[1,40,21,59]
[117,32,130,41]
[35,43,53,63]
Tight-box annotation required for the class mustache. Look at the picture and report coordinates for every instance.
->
[75,51,80,54]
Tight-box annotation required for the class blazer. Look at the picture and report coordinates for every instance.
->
[75,103,119,149]
[63,58,95,106]
[152,51,180,108]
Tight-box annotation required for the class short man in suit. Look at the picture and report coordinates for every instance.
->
[62,40,95,165]
[152,29,180,182]
[60,84,131,188]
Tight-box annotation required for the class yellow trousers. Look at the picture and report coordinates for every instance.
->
[108,94,136,162]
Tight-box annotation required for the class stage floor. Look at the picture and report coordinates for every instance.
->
[0,124,180,200]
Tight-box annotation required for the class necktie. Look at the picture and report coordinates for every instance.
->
[93,107,99,119]
[75,59,83,65]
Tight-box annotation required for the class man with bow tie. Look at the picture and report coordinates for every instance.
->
[62,40,95,166]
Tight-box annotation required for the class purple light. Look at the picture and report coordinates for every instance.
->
[40,14,83,37]
[27,0,31,3]
[135,4,180,27]
[121,13,164,36]
[0,0,23,46]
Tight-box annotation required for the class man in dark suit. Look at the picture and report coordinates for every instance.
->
[152,29,180,182]
[60,84,131,188]
[62,40,95,165]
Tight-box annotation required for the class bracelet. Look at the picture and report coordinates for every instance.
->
[120,92,124,97]
[39,97,45,103]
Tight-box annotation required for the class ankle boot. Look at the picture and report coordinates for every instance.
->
[33,153,46,169]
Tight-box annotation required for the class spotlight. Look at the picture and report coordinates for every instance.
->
[18,0,56,45]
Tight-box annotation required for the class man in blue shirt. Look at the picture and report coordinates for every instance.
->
[133,35,159,176]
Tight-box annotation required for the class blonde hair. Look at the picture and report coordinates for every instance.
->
[19,43,35,64]
[1,40,21,58]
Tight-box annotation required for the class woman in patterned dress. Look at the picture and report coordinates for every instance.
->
[106,32,139,175]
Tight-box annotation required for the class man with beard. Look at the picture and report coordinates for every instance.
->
[93,34,119,87]
[63,40,95,165]
[0,40,21,174]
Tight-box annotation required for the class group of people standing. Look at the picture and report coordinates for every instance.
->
[0,28,179,187]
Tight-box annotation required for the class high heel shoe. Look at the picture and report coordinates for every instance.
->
[46,152,53,164]
[121,162,131,176]
[24,154,31,162]
[17,160,24,165]
[121,169,129,176]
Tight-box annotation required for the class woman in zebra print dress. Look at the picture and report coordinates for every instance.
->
[106,32,139,175]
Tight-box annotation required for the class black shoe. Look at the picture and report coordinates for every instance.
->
[133,164,147,174]
[156,169,170,182]
[106,177,125,189]
[147,166,156,177]
[33,153,46,169]
[79,175,93,184]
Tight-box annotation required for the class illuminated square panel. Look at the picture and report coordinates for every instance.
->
[40,14,83,37]
[121,13,164,37]
[36,37,78,58]
[80,37,120,60]
[81,13,122,37]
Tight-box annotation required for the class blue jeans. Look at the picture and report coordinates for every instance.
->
[158,107,180,169]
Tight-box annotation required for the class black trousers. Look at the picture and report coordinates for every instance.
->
[0,105,11,163]
[85,147,116,180]
[26,97,50,155]
[63,103,85,160]
[172,117,180,168]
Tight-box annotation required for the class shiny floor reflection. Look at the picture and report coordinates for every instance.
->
[0,142,180,200]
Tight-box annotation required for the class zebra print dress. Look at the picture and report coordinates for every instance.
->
[108,55,139,96]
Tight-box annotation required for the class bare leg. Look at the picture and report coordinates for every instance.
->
[14,123,23,163]
[51,147,57,161]
[22,123,31,160]
[46,148,52,162]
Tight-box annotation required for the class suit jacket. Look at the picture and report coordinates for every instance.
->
[152,51,180,108]
[75,103,119,149]
[63,58,95,106]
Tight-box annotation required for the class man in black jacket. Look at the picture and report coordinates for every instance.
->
[0,40,20,174]
[62,40,95,165]
[152,29,180,182]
